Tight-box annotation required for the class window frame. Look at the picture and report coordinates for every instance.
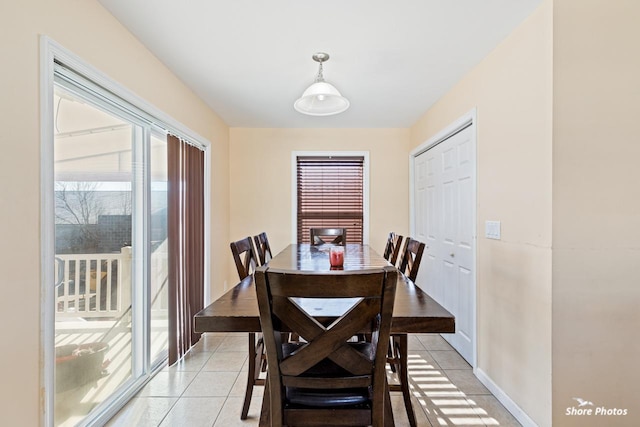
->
[291,151,370,245]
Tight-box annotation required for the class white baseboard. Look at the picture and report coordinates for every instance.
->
[474,367,538,427]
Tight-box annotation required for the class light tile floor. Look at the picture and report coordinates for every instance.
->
[107,333,521,426]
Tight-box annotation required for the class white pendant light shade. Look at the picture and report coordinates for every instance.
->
[294,81,350,116]
[294,53,350,116]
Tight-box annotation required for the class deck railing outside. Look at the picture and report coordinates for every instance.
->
[55,247,132,319]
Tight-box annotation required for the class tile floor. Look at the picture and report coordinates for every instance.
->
[107,333,521,426]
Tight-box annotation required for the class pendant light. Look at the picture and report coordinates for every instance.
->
[294,52,350,116]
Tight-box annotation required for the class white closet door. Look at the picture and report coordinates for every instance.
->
[413,125,475,364]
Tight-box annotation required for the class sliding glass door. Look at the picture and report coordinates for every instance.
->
[52,79,168,426]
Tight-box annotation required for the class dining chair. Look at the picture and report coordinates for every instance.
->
[388,237,426,427]
[310,227,347,245]
[253,231,273,266]
[230,237,264,419]
[383,232,404,267]
[398,237,426,282]
[255,265,398,427]
[230,237,258,280]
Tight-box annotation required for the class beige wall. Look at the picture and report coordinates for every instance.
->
[410,1,553,425]
[227,128,410,290]
[552,1,640,425]
[0,1,229,425]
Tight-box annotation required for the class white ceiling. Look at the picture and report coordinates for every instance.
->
[98,0,541,128]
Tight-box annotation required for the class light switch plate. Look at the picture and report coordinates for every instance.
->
[485,220,501,240]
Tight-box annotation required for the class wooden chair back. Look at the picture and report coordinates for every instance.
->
[310,227,347,245]
[398,238,426,282]
[253,232,273,266]
[231,235,267,419]
[383,232,403,266]
[230,237,258,280]
[255,266,397,427]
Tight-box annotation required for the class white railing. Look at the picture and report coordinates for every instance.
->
[55,247,132,319]
[55,241,169,319]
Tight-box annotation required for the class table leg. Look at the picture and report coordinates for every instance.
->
[398,334,417,427]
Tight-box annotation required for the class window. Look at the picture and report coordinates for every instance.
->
[296,155,365,244]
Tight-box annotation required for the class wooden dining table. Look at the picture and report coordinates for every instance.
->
[194,243,455,426]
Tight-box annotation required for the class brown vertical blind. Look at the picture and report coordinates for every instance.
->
[297,156,364,244]
[168,135,204,365]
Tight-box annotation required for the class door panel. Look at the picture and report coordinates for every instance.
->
[459,176,474,250]
[51,83,170,426]
[442,259,456,317]
[413,124,475,364]
[53,87,137,426]
[442,179,456,247]
[416,147,439,301]
[415,155,428,242]
[458,266,473,345]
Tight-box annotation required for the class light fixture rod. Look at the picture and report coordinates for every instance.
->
[315,62,325,82]
[312,52,329,82]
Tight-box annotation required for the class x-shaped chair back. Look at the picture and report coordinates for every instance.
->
[230,237,258,280]
[310,227,347,245]
[383,232,404,266]
[253,232,273,266]
[255,266,397,426]
[399,238,426,282]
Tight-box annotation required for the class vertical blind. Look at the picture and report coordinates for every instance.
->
[168,135,204,365]
[297,156,364,244]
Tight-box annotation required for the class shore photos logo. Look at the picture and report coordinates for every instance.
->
[573,398,593,407]
[566,397,628,416]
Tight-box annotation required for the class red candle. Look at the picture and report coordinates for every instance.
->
[329,246,344,268]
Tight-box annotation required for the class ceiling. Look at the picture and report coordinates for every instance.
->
[98,0,542,128]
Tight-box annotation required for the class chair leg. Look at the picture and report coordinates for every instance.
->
[260,348,268,372]
[383,376,396,427]
[259,375,270,426]
[388,337,397,373]
[395,334,417,427]
[241,332,262,419]
[256,335,266,374]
